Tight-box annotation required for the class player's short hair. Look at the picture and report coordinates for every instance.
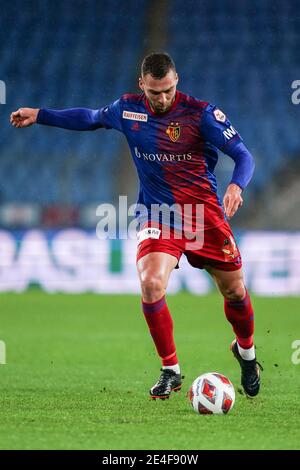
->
[141,53,176,79]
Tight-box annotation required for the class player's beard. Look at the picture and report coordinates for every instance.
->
[149,97,175,115]
[151,103,171,114]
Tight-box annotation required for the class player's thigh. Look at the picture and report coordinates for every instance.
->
[205,265,245,299]
[137,252,178,289]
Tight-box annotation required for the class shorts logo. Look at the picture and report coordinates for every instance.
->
[137,228,161,243]
[213,109,226,122]
[122,110,148,122]
[166,122,180,142]
[222,236,238,260]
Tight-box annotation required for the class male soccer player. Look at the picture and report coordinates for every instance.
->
[10,53,261,400]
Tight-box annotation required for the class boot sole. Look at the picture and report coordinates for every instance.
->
[149,384,182,400]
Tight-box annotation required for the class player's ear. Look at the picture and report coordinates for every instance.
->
[138,77,144,91]
[175,72,179,85]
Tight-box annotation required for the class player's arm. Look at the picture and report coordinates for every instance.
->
[200,105,255,219]
[10,107,103,130]
[10,99,123,132]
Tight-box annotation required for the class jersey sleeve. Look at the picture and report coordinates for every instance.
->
[200,104,255,190]
[97,98,123,132]
[199,103,243,150]
[37,98,123,132]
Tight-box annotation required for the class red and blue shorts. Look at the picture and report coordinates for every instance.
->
[136,221,242,272]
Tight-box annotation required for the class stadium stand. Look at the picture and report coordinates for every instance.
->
[0,0,146,206]
[167,0,300,193]
[1,0,300,228]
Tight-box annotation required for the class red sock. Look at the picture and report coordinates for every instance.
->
[224,290,254,349]
[142,296,178,366]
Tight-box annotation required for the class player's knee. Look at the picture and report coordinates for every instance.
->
[140,275,165,303]
[222,281,246,301]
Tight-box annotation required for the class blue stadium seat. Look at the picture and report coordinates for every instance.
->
[167,0,300,192]
[0,0,147,205]
[1,0,300,208]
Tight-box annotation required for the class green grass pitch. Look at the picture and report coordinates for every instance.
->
[0,292,300,450]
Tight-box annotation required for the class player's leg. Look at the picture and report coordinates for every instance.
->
[137,252,182,399]
[205,265,261,396]
[138,251,177,302]
[205,267,253,346]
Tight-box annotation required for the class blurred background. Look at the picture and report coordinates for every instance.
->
[0,0,300,294]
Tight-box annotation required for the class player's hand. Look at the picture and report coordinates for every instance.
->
[223,183,243,219]
[10,108,39,128]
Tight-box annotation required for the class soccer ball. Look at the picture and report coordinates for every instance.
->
[188,372,235,415]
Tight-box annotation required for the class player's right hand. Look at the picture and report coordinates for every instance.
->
[10,108,39,128]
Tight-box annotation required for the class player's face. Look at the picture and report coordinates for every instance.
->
[139,70,179,114]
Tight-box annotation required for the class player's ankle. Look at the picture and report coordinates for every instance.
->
[162,363,180,375]
[237,342,255,361]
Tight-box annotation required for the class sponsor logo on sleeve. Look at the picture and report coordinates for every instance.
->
[122,110,148,122]
[213,108,226,122]
[223,125,237,140]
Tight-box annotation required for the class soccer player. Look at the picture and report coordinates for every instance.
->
[10,53,261,400]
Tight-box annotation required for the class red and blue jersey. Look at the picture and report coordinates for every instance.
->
[37,90,255,230]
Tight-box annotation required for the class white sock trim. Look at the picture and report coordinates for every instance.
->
[162,364,180,374]
[237,343,255,361]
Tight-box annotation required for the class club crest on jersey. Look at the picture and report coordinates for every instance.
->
[213,109,226,123]
[166,122,180,142]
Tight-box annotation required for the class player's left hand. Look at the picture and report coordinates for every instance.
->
[223,183,243,219]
